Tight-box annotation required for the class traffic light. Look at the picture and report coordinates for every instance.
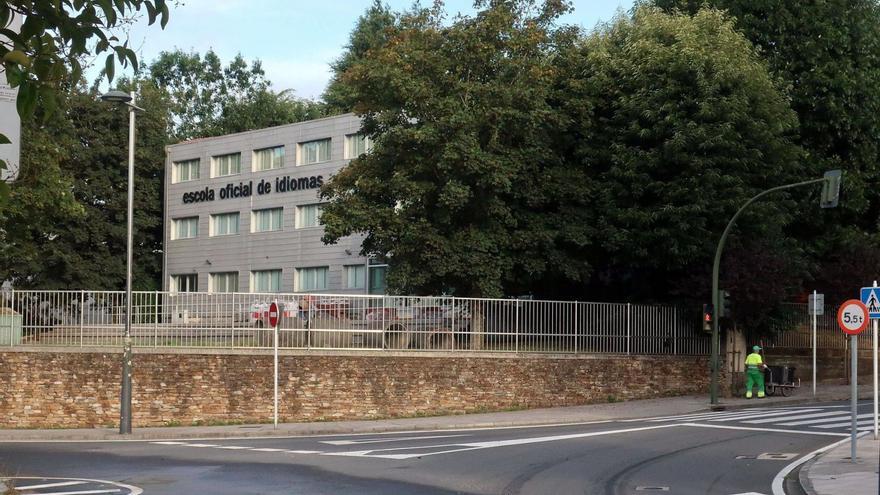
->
[718,290,731,318]
[702,304,713,333]
[820,169,842,208]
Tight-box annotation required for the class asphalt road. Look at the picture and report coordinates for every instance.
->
[0,401,875,495]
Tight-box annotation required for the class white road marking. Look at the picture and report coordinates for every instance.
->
[1,478,141,495]
[324,424,681,459]
[22,490,121,495]
[680,423,848,437]
[730,492,767,494]
[756,453,798,460]
[708,409,822,422]
[813,418,877,429]
[14,481,89,490]
[639,410,776,422]
[778,413,874,426]
[216,446,252,450]
[743,411,849,424]
[771,432,870,495]
[184,443,220,448]
[321,434,470,445]
[284,450,321,454]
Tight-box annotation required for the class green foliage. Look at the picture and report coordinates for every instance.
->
[0,0,169,190]
[320,0,589,297]
[652,0,880,301]
[0,81,168,289]
[323,0,398,113]
[560,7,803,305]
[148,49,326,140]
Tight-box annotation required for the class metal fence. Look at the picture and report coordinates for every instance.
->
[0,290,710,355]
[766,303,876,351]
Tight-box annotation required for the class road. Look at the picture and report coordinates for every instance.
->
[0,401,875,495]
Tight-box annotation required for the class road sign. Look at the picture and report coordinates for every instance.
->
[837,299,869,335]
[860,286,880,319]
[809,293,824,316]
[268,301,279,327]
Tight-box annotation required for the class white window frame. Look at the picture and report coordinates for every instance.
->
[344,133,372,159]
[344,264,366,290]
[296,138,331,165]
[173,159,200,183]
[253,146,284,172]
[210,212,240,236]
[251,269,282,293]
[171,274,198,292]
[296,266,329,292]
[209,272,239,293]
[251,207,283,233]
[172,216,199,240]
[212,152,242,177]
[296,204,323,229]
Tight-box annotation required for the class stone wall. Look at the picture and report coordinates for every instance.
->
[0,350,709,428]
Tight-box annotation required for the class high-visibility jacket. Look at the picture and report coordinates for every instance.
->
[745,352,764,369]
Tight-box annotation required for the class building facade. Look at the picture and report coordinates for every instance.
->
[163,113,386,294]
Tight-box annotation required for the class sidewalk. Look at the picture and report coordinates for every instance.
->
[0,383,871,442]
[800,433,880,495]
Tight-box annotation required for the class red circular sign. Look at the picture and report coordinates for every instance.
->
[268,302,280,328]
[837,299,869,335]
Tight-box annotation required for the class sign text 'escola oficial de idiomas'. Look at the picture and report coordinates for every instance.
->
[182,174,324,204]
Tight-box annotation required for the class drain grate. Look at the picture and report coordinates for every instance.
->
[757,453,798,460]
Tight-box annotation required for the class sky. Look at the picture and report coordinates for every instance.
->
[109,0,636,100]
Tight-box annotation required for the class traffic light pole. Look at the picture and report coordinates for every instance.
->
[710,177,828,405]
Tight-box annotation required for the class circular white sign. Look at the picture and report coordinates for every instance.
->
[837,300,869,335]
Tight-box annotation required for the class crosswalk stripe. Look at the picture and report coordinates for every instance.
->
[709,409,821,422]
[14,481,89,490]
[778,413,873,426]
[648,409,781,422]
[743,411,849,424]
[814,419,876,429]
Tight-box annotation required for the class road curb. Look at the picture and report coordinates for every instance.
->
[798,455,820,495]
[0,392,869,442]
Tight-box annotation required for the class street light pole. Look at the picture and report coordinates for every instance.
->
[710,173,840,405]
[101,89,144,434]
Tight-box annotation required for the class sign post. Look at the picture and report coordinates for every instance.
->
[837,299,869,462]
[861,282,880,440]
[269,301,280,429]
[809,291,824,397]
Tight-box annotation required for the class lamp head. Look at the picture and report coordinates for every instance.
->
[100,90,133,104]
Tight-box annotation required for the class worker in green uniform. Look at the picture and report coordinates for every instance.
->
[744,345,768,398]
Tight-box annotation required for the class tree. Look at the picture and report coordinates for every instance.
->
[0,80,169,289]
[557,7,805,323]
[320,0,589,303]
[322,0,398,113]
[652,0,880,293]
[0,0,169,201]
[148,49,326,140]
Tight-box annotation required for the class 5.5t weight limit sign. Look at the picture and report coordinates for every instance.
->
[837,299,870,335]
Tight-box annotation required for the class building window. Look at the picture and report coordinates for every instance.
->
[297,204,322,228]
[171,274,198,292]
[297,138,331,165]
[253,146,284,171]
[344,134,371,159]
[173,159,200,183]
[212,152,241,177]
[368,264,388,294]
[251,269,282,293]
[172,217,199,240]
[344,265,366,289]
[210,212,240,236]
[252,208,283,232]
[297,266,328,292]
[210,272,239,293]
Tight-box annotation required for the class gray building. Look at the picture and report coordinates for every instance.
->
[163,113,386,294]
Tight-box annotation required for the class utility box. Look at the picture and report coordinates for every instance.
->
[0,308,22,345]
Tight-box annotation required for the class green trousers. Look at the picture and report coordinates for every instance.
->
[745,368,765,398]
